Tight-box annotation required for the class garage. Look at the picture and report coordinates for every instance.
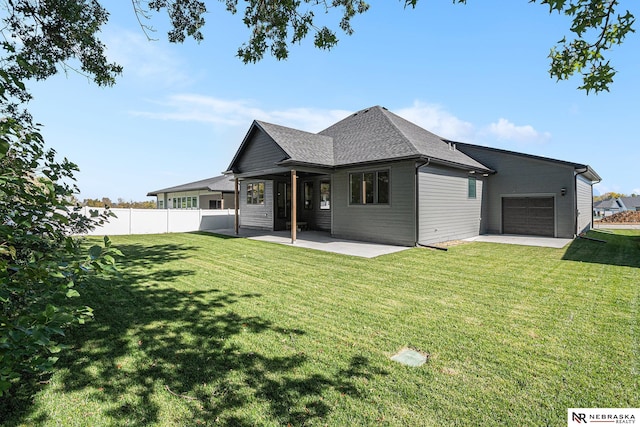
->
[502,197,554,237]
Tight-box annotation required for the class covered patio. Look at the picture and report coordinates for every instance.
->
[229,168,332,243]
[206,228,410,258]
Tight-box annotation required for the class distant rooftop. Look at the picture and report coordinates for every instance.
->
[147,175,235,196]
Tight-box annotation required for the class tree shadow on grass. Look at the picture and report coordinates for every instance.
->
[3,240,387,426]
[562,230,640,268]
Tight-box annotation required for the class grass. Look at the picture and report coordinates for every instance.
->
[2,229,639,426]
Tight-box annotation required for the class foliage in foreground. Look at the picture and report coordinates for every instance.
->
[3,230,637,425]
[0,1,636,97]
[0,117,121,396]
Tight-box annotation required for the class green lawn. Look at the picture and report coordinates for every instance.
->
[3,230,639,426]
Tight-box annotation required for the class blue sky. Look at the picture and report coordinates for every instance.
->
[27,0,640,201]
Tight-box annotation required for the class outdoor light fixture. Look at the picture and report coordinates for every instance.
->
[561,187,567,196]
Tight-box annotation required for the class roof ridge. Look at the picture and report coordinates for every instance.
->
[258,120,329,137]
[377,107,424,157]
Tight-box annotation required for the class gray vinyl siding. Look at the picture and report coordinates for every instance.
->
[222,193,236,210]
[418,165,483,244]
[199,193,235,210]
[458,146,576,238]
[236,129,287,173]
[239,180,273,230]
[331,161,416,246]
[576,175,593,234]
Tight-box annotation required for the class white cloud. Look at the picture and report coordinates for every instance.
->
[484,118,551,144]
[593,183,621,196]
[130,95,351,131]
[395,101,475,142]
[131,97,552,149]
[104,30,192,87]
[631,188,640,195]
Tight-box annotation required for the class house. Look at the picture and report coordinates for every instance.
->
[224,106,601,246]
[619,196,640,212]
[147,175,236,210]
[593,198,624,217]
[594,196,640,217]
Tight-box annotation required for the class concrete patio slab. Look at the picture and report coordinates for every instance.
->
[206,229,410,258]
[464,234,573,248]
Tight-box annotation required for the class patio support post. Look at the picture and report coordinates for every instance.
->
[234,177,239,235]
[291,169,297,244]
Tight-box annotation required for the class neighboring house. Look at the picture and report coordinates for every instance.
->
[594,196,640,217]
[593,198,624,217]
[224,105,601,246]
[620,196,640,212]
[147,175,236,210]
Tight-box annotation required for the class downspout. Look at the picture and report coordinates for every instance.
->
[415,158,430,246]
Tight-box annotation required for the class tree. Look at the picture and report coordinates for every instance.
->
[82,198,157,209]
[594,191,627,201]
[137,0,635,93]
[0,1,635,99]
[0,5,121,396]
[0,112,121,396]
[0,0,634,398]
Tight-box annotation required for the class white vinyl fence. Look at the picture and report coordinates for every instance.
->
[80,208,235,236]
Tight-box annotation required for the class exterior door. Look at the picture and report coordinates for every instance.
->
[275,181,291,230]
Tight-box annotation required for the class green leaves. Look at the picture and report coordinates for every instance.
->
[143,0,370,63]
[538,0,636,93]
[137,0,634,92]
[0,119,120,396]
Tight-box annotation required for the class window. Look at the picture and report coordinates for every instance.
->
[209,200,221,209]
[192,196,198,208]
[349,170,390,205]
[246,182,265,205]
[320,181,331,210]
[378,171,389,204]
[303,182,313,210]
[158,200,164,209]
[468,177,477,199]
[172,198,177,209]
[350,174,362,204]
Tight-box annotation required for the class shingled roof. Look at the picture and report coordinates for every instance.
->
[594,198,623,209]
[256,121,334,166]
[619,196,640,210]
[230,106,494,173]
[147,175,235,196]
[319,106,491,170]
